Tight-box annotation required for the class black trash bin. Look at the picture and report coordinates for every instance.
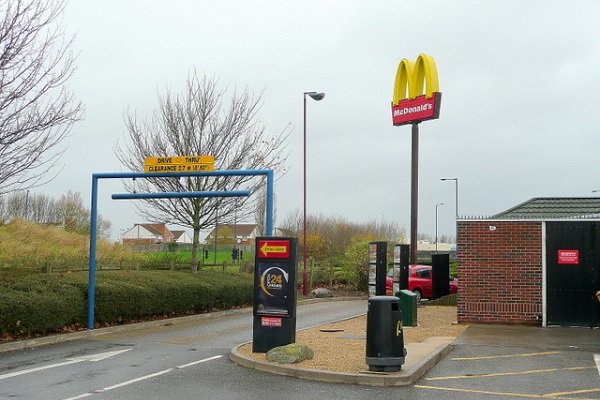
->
[365,295,407,372]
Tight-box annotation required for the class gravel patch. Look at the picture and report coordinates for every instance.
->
[237,304,467,374]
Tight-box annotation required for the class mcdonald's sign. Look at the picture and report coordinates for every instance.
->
[391,54,441,126]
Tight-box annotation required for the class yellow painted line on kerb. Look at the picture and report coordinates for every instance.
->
[452,351,560,361]
[415,385,600,399]
[425,366,595,381]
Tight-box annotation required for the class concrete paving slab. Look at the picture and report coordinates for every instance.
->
[454,324,600,353]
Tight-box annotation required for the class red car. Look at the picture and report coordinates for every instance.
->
[386,265,458,302]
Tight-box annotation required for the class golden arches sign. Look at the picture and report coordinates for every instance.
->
[391,53,441,126]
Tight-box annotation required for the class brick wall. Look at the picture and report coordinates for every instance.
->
[457,221,543,325]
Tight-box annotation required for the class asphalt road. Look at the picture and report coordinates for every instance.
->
[1,300,598,399]
[0,300,371,400]
[418,324,600,399]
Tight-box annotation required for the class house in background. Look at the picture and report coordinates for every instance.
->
[204,223,261,251]
[171,230,193,244]
[122,223,191,244]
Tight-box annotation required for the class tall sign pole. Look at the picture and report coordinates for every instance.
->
[391,54,442,265]
[410,122,419,265]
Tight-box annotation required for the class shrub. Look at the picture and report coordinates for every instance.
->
[0,270,254,339]
[0,274,85,337]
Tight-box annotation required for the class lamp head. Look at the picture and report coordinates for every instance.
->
[305,92,325,101]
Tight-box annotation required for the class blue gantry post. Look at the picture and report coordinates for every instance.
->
[87,169,274,330]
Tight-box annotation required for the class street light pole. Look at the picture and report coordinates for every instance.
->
[440,178,458,218]
[441,178,459,247]
[303,91,325,296]
[435,202,444,253]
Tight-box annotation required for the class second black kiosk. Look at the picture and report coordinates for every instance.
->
[252,237,298,353]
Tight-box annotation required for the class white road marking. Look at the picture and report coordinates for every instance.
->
[68,349,132,362]
[594,354,600,377]
[0,348,132,381]
[177,354,223,368]
[62,354,223,400]
[101,368,173,391]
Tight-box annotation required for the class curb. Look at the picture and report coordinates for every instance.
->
[230,336,454,386]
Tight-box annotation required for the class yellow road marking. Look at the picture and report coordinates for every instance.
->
[416,385,547,398]
[416,384,600,399]
[425,366,595,381]
[452,351,560,361]
[542,388,600,398]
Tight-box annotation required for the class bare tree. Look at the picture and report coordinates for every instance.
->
[0,190,112,239]
[56,190,112,239]
[280,211,407,260]
[115,72,290,270]
[0,191,53,223]
[251,184,273,237]
[0,0,84,193]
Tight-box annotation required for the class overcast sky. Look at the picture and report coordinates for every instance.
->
[37,0,600,242]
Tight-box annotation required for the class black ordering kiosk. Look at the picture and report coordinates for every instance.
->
[252,237,298,353]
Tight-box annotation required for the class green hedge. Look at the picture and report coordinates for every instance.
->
[0,271,253,338]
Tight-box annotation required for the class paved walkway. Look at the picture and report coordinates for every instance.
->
[455,323,600,353]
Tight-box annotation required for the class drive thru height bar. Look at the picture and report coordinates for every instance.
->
[87,170,274,330]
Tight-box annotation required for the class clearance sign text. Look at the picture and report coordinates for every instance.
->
[143,155,214,173]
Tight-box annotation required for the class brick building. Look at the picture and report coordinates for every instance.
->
[457,197,600,327]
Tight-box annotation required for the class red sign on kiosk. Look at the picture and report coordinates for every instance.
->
[261,317,282,327]
[258,239,290,258]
